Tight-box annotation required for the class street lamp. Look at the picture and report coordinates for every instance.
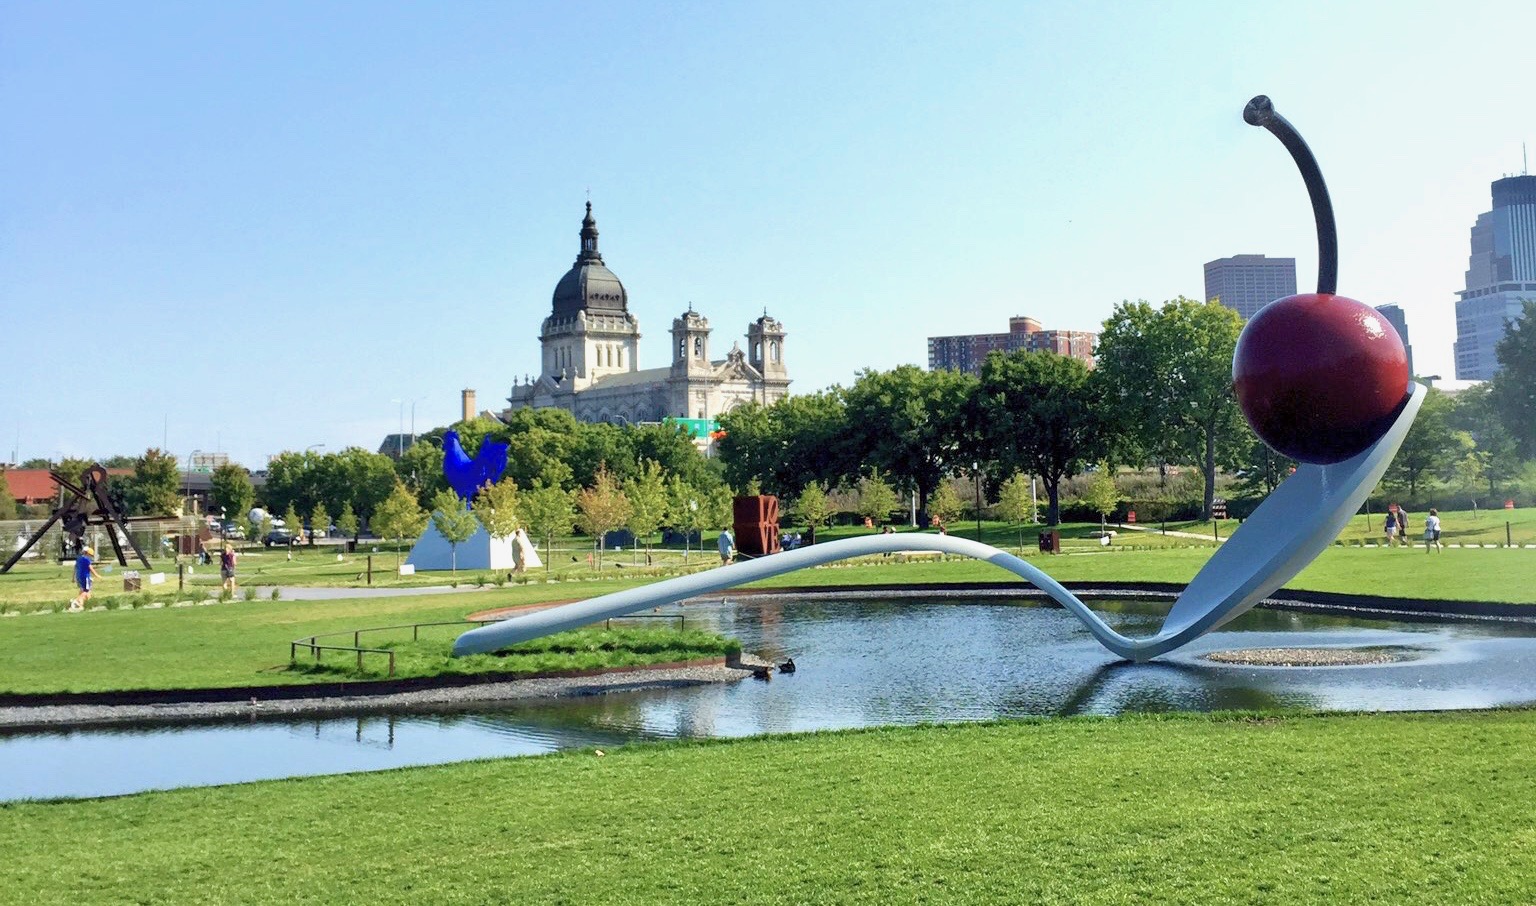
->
[390,399,405,457]
[184,449,201,516]
[973,462,983,542]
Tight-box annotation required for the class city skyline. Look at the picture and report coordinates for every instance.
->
[1454,174,1536,380]
[3,1,1533,468]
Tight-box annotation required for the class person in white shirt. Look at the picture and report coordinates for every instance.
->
[1424,508,1443,553]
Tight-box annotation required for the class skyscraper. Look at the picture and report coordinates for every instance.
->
[1454,175,1536,380]
[1373,304,1414,377]
[1204,254,1297,320]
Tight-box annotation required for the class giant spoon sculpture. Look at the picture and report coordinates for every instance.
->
[456,97,1422,663]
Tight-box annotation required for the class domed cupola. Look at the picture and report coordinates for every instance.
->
[551,202,628,319]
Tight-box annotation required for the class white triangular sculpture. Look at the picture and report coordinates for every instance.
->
[406,524,515,572]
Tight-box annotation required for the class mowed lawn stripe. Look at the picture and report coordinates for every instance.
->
[2,710,1535,904]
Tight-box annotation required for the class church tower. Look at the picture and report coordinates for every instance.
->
[669,306,713,419]
[747,311,791,404]
[537,203,640,392]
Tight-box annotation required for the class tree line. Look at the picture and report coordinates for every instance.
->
[717,298,1536,525]
[6,298,1532,538]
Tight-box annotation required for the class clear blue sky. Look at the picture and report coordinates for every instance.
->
[3,0,1532,469]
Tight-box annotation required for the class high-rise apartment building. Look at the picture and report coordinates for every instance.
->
[1454,175,1536,380]
[1204,254,1297,320]
[1373,304,1414,377]
[927,316,1097,376]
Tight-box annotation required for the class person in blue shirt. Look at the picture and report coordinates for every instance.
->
[69,546,101,612]
[717,528,735,565]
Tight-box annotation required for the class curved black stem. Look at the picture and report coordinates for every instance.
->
[1244,95,1338,295]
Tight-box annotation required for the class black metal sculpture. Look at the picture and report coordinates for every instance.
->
[2,464,154,573]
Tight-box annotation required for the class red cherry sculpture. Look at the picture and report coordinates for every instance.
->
[1233,293,1409,463]
[1233,96,1411,464]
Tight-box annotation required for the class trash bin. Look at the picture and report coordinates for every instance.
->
[1038,530,1061,554]
[345,540,357,554]
[123,570,142,592]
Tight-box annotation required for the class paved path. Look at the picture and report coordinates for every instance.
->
[242,584,499,601]
[1116,524,1227,543]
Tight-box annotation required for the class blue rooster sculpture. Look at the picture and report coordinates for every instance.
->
[442,430,510,501]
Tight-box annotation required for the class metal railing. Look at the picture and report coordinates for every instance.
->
[289,614,687,677]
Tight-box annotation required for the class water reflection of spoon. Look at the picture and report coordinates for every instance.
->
[456,384,1421,663]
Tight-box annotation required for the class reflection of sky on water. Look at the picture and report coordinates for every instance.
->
[6,595,1536,801]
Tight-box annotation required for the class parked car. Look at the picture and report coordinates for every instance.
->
[263,529,294,548]
[221,522,246,539]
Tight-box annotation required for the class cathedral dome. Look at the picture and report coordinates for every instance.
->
[551,202,628,319]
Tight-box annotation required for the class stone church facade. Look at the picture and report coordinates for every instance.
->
[504,204,791,427]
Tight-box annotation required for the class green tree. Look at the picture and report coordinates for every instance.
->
[716,390,854,498]
[371,482,426,567]
[429,489,479,573]
[664,476,706,561]
[575,467,631,570]
[702,485,735,551]
[263,450,325,516]
[308,502,330,545]
[1081,463,1120,531]
[1490,300,1536,458]
[55,457,94,487]
[793,481,834,543]
[325,448,400,523]
[1451,441,1487,517]
[1094,298,1245,519]
[282,503,303,552]
[1230,426,1296,498]
[474,477,522,539]
[622,460,668,561]
[124,448,183,516]
[519,480,575,573]
[1386,387,1457,498]
[928,481,967,532]
[1449,382,1524,496]
[844,366,975,519]
[0,469,18,520]
[209,464,255,527]
[995,472,1036,551]
[975,350,1103,526]
[336,500,360,540]
[396,439,447,506]
[855,473,900,527]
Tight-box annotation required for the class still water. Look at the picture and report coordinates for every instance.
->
[7,592,1536,801]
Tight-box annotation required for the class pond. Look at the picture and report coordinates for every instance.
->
[6,592,1536,801]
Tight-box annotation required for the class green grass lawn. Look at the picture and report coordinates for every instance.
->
[0,581,633,694]
[4,709,1535,904]
[291,626,739,681]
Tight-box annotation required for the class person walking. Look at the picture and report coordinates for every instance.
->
[1424,508,1443,553]
[69,546,100,612]
[1395,507,1410,548]
[1383,509,1398,548]
[220,543,239,595]
[717,527,735,565]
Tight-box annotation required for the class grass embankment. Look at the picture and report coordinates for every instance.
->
[4,710,1535,903]
[291,626,739,681]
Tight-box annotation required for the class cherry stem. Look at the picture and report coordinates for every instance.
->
[1244,95,1338,295]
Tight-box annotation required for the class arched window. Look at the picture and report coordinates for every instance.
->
[753,342,762,361]
[617,346,624,368]
[693,337,703,358]
[679,337,686,359]
[770,340,780,363]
